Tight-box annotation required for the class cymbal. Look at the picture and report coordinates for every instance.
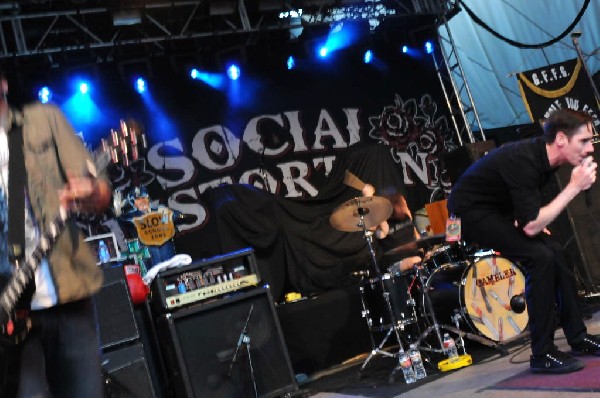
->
[330,196,392,232]
[383,233,447,256]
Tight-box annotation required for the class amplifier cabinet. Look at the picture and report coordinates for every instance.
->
[102,343,156,398]
[156,287,297,398]
[151,247,260,312]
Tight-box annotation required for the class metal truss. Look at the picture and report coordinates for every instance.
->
[0,0,442,64]
[431,0,484,145]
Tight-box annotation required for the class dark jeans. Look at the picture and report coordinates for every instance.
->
[17,298,103,398]
[459,210,587,356]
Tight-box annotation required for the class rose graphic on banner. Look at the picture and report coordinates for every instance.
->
[368,94,454,196]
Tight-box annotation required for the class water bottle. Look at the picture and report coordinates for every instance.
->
[98,240,111,264]
[398,350,417,384]
[408,344,427,379]
[442,333,459,362]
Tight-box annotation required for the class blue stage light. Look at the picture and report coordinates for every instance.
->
[135,77,146,94]
[402,45,408,53]
[38,86,52,104]
[287,56,295,70]
[425,41,434,54]
[226,64,241,80]
[364,50,373,64]
[190,68,199,79]
[319,46,328,58]
[79,82,89,94]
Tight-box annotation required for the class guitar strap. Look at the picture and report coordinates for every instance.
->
[6,108,34,309]
[7,109,26,262]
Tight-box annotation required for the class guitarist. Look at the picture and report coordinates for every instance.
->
[0,69,112,397]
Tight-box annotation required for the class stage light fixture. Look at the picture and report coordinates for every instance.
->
[113,9,142,26]
[79,82,89,94]
[135,77,146,94]
[402,45,408,54]
[425,41,433,54]
[287,56,295,70]
[38,86,52,104]
[319,46,329,58]
[227,64,241,80]
[190,68,199,79]
[364,50,373,64]
[209,0,236,16]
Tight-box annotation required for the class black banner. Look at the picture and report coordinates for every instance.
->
[517,58,600,127]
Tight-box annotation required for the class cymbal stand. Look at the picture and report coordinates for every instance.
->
[353,202,406,380]
[410,263,445,353]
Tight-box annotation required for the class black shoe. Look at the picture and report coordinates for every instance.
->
[572,334,600,356]
[530,350,585,374]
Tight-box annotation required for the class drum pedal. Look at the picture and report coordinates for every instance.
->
[437,354,473,372]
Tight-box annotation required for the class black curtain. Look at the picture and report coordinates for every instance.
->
[182,142,406,301]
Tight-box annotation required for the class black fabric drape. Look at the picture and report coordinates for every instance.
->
[184,143,408,301]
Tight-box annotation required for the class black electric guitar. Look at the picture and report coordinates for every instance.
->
[0,205,70,345]
[0,151,111,345]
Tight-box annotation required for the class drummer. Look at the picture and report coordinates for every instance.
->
[361,184,422,273]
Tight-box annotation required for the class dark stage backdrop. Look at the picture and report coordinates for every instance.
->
[21,50,455,300]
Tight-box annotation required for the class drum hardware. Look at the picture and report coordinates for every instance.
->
[331,196,411,381]
[403,257,511,366]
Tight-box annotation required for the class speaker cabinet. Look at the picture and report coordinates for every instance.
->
[94,277,139,350]
[157,287,297,398]
[443,140,496,184]
[102,343,156,398]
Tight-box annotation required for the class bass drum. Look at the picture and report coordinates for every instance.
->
[461,255,528,342]
[422,255,528,342]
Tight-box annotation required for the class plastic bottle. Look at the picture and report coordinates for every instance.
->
[398,350,417,384]
[442,333,459,362]
[408,344,427,379]
[98,240,111,263]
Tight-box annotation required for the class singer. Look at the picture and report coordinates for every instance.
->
[448,108,599,374]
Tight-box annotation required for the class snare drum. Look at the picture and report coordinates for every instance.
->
[421,255,528,342]
[359,273,417,332]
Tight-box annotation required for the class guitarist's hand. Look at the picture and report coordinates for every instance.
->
[59,171,111,213]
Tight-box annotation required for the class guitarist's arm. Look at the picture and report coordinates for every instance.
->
[44,103,112,213]
[58,172,111,213]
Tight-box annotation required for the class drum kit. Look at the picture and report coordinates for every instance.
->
[330,196,528,381]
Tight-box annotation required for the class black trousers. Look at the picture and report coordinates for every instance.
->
[459,210,587,356]
[17,298,103,398]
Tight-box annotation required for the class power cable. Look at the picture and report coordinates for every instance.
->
[458,0,591,49]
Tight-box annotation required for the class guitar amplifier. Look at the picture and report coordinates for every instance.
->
[151,248,261,312]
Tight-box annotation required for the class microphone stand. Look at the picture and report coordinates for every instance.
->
[227,304,258,398]
[571,31,600,119]
[259,147,271,193]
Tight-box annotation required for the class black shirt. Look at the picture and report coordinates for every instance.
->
[447,137,555,227]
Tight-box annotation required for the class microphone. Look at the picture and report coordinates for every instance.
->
[582,156,594,208]
[585,189,592,207]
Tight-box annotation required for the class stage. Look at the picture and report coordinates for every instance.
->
[302,303,600,398]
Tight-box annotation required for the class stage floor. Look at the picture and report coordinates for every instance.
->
[304,303,600,398]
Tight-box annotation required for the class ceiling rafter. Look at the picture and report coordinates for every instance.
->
[0,0,441,63]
